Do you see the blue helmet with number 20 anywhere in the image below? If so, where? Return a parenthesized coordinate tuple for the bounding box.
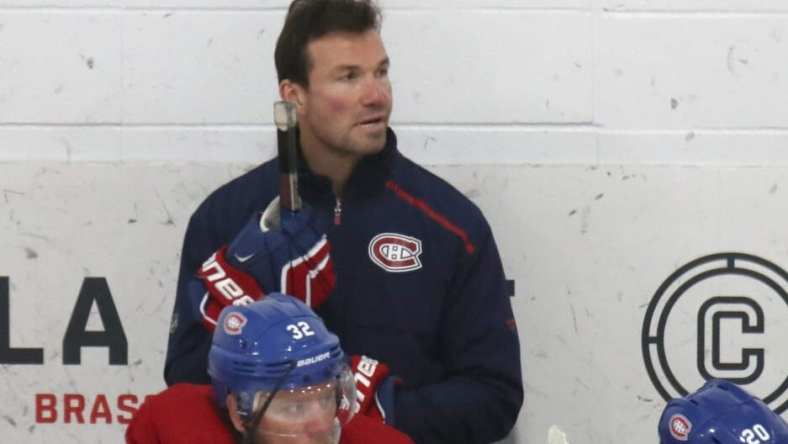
(208, 292, 355, 442)
(658, 379, 788, 444)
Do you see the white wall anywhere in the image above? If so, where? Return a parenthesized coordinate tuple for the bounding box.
(1, 1, 787, 443)
(2, 1, 788, 165)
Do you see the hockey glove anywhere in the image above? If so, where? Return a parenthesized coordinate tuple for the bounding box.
(195, 246, 264, 331)
(196, 197, 335, 330)
(351, 355, 397, 426)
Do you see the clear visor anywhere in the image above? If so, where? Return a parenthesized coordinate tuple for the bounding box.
(250, 364, 355, 444)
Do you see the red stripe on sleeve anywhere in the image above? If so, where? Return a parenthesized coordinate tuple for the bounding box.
(386, 180, 476, 255)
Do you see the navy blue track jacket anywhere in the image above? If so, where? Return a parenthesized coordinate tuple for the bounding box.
(165, 129, 523, 443)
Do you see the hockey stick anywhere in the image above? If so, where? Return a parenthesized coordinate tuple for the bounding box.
(274, 101, 300, 217)
(271, 101, 334, 306)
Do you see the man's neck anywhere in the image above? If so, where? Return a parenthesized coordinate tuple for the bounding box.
(299, 133, 360, 196)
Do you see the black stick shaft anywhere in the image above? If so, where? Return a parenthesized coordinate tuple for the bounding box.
(274, 101, 299, 212)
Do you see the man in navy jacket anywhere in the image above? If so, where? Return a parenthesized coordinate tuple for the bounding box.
(164, 1, 523, 442)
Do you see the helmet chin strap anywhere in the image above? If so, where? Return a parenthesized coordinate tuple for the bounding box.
(241, 361, 298, 444)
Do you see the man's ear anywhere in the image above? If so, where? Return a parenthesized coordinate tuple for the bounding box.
(279, 80, 307, 113)
(226, 394, 246, 433)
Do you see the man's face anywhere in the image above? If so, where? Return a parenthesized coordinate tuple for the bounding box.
(229, 383, 340, 444)
(295, 30, 392, 159)
(255, 386, 338, 444)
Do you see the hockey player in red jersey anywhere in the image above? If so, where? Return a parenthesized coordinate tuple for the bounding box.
(127, 293, 413, 444)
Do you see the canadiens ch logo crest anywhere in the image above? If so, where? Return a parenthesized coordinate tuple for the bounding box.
(669, 414, 691, 441)
(368, 233, 423, 272)
(223, 312, 247, 336)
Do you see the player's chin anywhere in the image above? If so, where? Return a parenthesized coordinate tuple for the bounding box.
(359, 141, 386, 156)
(277, 433, 334, 444)
(351, 130, 388, 154)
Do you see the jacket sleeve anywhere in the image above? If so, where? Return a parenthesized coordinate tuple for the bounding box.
(163, 169, 274, 386)
(393, 225, 523, 444)
(163, 211, 217, 386)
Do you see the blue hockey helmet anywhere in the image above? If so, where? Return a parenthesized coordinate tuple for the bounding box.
(658, 379, 788, 443)
(208, 293, 355, 427)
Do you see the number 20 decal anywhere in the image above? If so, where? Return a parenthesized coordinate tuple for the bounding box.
(740, 424, 771, 444)
(286, 321, 315, 340)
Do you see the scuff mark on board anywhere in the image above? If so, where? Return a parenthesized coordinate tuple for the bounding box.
(24, 248, 38, 260)
(59, 138, 73, 161)
(570, 304, 578, 334)
(726, 45, 748, 77)
(79, 54, 95, 70)
(19, 232, 52, 242)
(3, 189, 25, 203)
(422, 136, 437, 151)
(580, 206, 591, 234)
(154, 191, 175, 226)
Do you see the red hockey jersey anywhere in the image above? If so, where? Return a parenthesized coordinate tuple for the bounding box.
(126, 384, 414, 444)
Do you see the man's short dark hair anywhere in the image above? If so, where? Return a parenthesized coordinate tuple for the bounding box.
(275, 0, 382, 86)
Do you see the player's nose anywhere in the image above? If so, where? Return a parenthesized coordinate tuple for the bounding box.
(360, 76, 390, 108)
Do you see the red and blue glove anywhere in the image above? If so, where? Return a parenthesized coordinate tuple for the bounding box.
(351, 355, 398, 426)
(195, 199, 335, 331)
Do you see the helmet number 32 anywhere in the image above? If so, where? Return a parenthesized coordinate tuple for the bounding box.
(286, 321, 315, 340)
(740, 424, 771, 444)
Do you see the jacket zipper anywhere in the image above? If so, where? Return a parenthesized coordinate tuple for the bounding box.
(333, 197, 343, 225)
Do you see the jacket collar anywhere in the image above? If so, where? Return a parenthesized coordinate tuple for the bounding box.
(297, 128, 398, 202)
